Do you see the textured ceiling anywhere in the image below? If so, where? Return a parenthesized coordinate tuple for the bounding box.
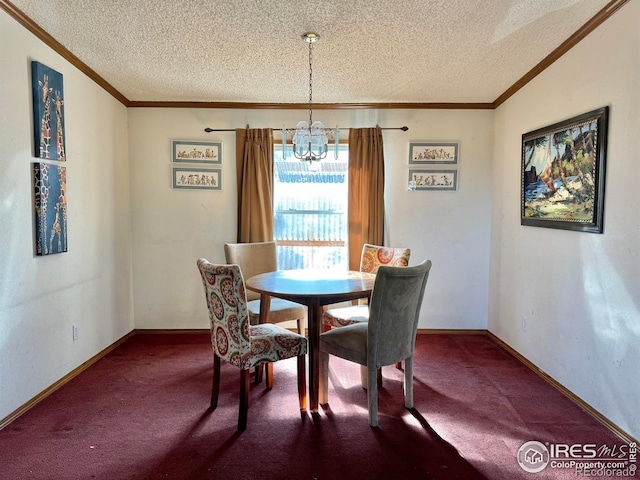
(8, 0, 613, 104)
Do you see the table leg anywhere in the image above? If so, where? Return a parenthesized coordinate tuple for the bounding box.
(307, 299, 322, 412)
(258, 293, 271, 325)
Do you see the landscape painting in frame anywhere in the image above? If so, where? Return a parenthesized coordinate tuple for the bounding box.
(521, 107, 608, 233)
(34, 163, 68, 255)
(408, 169, 457, 191)
(32, 61, 66, 161)
(172, 167, 222, 190)
(173, 141, 222, 164)
(409, 142, 458, 165)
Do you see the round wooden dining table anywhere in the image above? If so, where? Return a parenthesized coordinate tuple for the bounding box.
(245, 269, 375, 412)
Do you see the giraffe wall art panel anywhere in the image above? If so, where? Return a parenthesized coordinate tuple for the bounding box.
(33, 163, 68, 255)
(31, 61, 66, 161)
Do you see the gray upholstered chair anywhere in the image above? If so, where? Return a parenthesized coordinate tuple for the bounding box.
(322, 243, 411, 383)
(319, 260, 432, 427)
(196, 259, 307, 431)
(224, 242, 306, 334)
(322, 244, 411, 329)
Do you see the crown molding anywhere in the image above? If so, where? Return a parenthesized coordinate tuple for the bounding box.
(1, 0, 630, 110)
(0, 0, 130, 106)
(493, 0, 629, 108)
(127, 101, 494, 109)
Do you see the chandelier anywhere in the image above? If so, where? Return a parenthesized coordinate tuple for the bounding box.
(282, 33, 338, 168)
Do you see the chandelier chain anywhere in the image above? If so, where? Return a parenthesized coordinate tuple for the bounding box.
(308, 40, 313, 126)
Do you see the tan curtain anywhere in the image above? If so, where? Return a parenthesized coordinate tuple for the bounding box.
(235, 128, 274, 242)
(348, 127, 385, 270)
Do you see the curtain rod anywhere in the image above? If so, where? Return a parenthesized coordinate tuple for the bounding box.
(203, 126, 408, 133)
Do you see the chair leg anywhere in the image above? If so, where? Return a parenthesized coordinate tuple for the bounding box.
(367, 366, 379, 427)
(238, 368, 250, 431)
(296, 318, 303, 335)
(254, 365, 263, 384)
(319, 350, 329, 405)
(211, 353, 221, 410)
(297, 355, 307, 410)
(266, 363, 274, 390)
(360, 366, 383, 389)
(404, 356, 414, 409)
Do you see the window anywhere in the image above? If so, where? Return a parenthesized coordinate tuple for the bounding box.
(273, 145, 348, 270)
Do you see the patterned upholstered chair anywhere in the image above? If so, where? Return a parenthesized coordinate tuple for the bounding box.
(225, 242, 306, 335)
(197, 258, 307, 431)
(322, 244, 411, 329)
(319, 260, 432, 427)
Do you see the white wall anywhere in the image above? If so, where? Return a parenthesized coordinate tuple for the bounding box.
(490, 2, 640, 438)
(128, 108, 493, 330)
(2, 0, 636, 443)
(0, 11, 134, 421)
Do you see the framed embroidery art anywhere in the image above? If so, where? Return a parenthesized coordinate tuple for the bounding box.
(172, 167, 222, 190)
(408, 169, 457, 191)
(409, 142, 458, 165)
(172, 141, 222, 164)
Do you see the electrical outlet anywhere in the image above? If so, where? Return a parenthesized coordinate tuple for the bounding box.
(521, 316, 529, 332)
(72, 325, 79, 341)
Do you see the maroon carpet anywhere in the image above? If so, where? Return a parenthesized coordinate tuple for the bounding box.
(0, 334, 632, 480)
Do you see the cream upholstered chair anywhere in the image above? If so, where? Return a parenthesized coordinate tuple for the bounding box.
(225, 242, 306, 335)
(322, 244, 410, 329)
(197, 259, 307, 431)
(319, 260, 432, 427)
